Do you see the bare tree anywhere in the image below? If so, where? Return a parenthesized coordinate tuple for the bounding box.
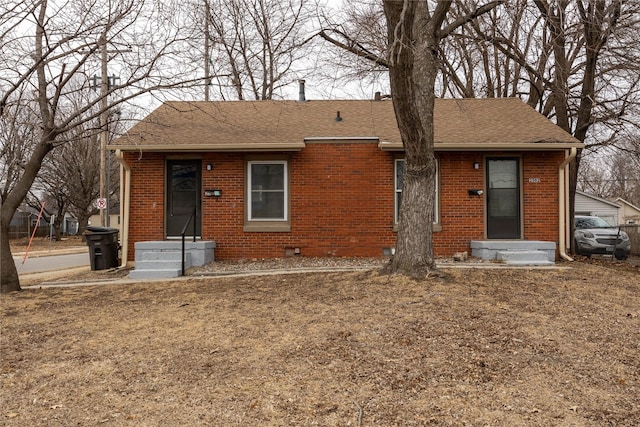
(62, 134, 103, 233)
(436, 1, 549, 101)
(610, 140, 640, 206)
(579, 138, 640, 206)
(315, 0, 390, 96)
(0, 0, 203, 292)
(0, 91, 40, 201)
(201, 0, 319, 100)
(382, 0, 502, 278)
(577, 155, 612, 196)
(464, 0, 640, 246)
(24, 183, 68, 241)
(30, 82, 126, 240)
(29, 126, 120, 239)
(321, 0, 640, 258)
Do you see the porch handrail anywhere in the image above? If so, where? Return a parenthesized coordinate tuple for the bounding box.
(180, 206, 197, 276)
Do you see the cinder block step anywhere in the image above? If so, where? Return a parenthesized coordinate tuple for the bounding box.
(135, 250, 189, 262)
(129, 268, 182, 279)
(496, 250, 555, 266)
(131, 249, 190, 279)
(135, 241, 216, 266)
(471, 240, 556, 263)
(501, 260, 556, 266)
(134, 260, 184, 270)
(130, 240, 216, 279)
(134, 251, 190, 265)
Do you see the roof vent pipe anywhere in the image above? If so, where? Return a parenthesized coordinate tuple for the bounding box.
(298, 79, 306, 102)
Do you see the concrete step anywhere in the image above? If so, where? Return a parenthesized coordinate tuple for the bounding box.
(135, 250, 190, 262)
(471, 240, 556, 262)
(133, 248, 191, 278)
(135, 240, 216, 266)
(503, 260, 556, 266)
(134, 259, 186, 270)
(130, 241, 216, 280)
(129, 268, 182, 279)
(496, 250, 555, 266)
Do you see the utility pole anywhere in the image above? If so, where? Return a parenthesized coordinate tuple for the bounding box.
(99, 32, 109, 227)
(204, 0, 211, 101)
(93, 32, 129, 227)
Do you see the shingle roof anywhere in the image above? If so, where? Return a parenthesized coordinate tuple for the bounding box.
(111, 98, 582, 151)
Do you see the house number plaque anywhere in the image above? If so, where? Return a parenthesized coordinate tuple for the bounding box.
(528, 177, 541, 183)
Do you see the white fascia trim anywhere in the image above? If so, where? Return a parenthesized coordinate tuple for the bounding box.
(379, 142, 585, 151)
(108, 143, 306, 152)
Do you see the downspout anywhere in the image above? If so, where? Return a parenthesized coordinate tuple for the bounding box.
(115, 149, 131, 268)
(558, 147, 577, 261)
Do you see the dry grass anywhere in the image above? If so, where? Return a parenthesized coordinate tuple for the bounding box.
(1, 260, 639, 426)
(10, 236, 87, 253)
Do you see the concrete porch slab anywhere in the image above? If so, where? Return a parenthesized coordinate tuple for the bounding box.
(471, 240, 556, 263)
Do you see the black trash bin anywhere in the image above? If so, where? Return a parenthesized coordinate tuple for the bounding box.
(83, 226, 120, 270)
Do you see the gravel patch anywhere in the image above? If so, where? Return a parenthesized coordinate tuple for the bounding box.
(188, 256, 389, 275)
(187, 255, 494, 276)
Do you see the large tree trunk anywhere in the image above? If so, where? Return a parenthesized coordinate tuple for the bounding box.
(1, 141, 54, 293)
(77, 214, 91, 238)
(384, 1, 450, 278)
(53, 212, 64, 240)
(0, 223, 20, 292)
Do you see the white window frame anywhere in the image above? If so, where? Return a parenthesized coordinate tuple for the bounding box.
(395, 158, 439, 226)
(247, 160, 288, 222)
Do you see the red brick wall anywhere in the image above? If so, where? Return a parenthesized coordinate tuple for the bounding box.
(199, 144, 399, 259)
(434, 152, 563, 256)
(435, 153, 486, 255)
(125, 152, 166, 254)
(521, 151, 563, 241)
(123, 147, 565, 261)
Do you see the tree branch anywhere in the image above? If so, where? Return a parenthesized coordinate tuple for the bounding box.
(318, 28, 389, 68)
(439, 1, 504, 39)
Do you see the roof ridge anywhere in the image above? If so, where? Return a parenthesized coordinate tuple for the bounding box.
(112, 97, 583, 151)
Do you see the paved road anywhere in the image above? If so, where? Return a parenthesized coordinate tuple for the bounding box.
(14, 251, 89, 275)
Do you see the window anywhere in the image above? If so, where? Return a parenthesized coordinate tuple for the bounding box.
(246, 160, 289, 231)
(395, 159, 439, 227)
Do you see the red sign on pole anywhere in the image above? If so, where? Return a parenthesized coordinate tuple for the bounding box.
(96, 198, 107, 210)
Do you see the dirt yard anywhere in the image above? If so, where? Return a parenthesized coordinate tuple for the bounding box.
(9, 235, 87, 252)
(1, 253, 639, 426)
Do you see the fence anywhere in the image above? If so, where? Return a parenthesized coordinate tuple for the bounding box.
(9, 210, 79, 239)
(619, 225, 640, 256)
(9, 223, 50, 240)
(9, 213, 50, 240)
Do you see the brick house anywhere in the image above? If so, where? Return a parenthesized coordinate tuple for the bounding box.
(110, 97, 583, 267)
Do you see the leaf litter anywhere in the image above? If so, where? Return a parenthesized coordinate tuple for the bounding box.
(1, 260, 639, 426)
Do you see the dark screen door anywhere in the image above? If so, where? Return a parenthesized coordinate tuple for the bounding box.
(486, 158, 521, 239)
(166, 160, 201, 237)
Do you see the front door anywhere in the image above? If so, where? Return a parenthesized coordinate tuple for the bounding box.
(166, 160, 201, 237)
(486, 158, 521, 239)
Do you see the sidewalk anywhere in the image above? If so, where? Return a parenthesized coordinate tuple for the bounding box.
(12, 246, 88, 258)
(14, 246, 91, 286)
(20, 255, 573, 290)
